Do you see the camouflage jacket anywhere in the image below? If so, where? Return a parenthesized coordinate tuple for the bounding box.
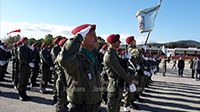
(103, 47, 131, 92)
(57, 34, 101, 104)
(18, 44, 31, 65)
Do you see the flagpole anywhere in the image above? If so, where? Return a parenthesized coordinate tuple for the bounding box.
(159, 0, 163, 4)
(144, 31, 151, 45)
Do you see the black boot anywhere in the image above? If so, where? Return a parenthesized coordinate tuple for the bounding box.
(23, 91, 31, 100)
(18, 90, 27, 101)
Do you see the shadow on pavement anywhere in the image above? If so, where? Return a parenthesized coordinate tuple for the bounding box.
(0, 91, 53, 106)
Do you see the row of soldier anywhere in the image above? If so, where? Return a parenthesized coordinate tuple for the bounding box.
(0, 24, 162, 112)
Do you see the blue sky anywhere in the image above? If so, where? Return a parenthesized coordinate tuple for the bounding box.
(1, 0, 200, 44)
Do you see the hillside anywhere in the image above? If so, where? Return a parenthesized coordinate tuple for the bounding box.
(144, 40, 200, 48)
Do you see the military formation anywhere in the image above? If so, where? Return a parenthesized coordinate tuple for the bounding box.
(1, 24, 188, 112)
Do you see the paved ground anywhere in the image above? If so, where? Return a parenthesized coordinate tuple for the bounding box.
(0, 61, 200, 112)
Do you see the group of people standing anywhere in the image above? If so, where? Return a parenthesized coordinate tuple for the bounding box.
(161, 55, 200, 80)
(1, 24, 165, 112)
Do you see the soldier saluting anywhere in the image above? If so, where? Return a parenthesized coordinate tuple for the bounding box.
(57, 24, 102, 112)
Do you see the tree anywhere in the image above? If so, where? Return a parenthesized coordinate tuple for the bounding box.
(3, 35, 21, 49)
(44, 34, 54, 45)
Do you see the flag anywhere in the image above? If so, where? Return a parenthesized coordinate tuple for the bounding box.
(136, 4, 161, 33)
(162, 45, 167, 54)
(7, 29, 21, 35)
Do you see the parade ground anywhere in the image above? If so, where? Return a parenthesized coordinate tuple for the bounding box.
(0, 61, 200, 112)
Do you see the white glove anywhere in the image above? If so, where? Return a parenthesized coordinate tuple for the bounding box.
(78, 26, 92, 38)
(50, 66, 54, 71)
(29, 62, 35, 68)
(125, 52, 131, 59)
(123, 107, 131, 112)
(136, 65, 140, 70)
(129, 83, 136, 92)
(0, 60, 6, 66)
(144, 71, 149, 76)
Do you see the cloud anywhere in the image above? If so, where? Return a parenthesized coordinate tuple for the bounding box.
(0, 22, 152, 45)
(0, 22, 75, 39)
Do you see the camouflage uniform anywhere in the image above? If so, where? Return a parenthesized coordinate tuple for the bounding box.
(57, 34, 102, 112)
(17, 43, 32, 100)
(30, 46, 40, 86)
(51, 44, 61, 103)
(40, 47, 54, 92)
(103, 47, 132, 112)
(128, 45, 145, 101)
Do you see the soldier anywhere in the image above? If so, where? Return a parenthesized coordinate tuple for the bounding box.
(30, 43, 40, 87)
(126, 36, 145, 103)
(171, 58, 177, 69)
(104, 34, 136, 112)
(57, 24, 102, 112)
(54, 38, 68, 112)
(17, 37, 33, 101)
(161, 56, 168, 76)
(190, 57, 196, 78)
(40, 43, 54, 93)
(12, 43, 17, 82)
(50, 37, 62, 104)
(98, 44, 109, 104)
(3, 43, 12, 75)
(0, 40, 7, 81)
(13, 41, 22, 89)
(194, 56, 200, 80)
(177, 57, 185, 77)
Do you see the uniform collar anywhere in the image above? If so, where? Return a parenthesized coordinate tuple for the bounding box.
(80, 48, 96, 64)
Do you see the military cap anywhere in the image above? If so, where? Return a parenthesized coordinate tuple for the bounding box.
(20, 37, 28, 42)
(52, 37, 61, 45)
(16, 40, 21, 46)
(126, 36, 135, 44)
(58, 38, 68, 46)
(107, 34, 120, 44)
(71, 24, 96, 35)
(41, 43, 46, 49)
(31, 43, 37, 47)
(101, 44, 108, 50)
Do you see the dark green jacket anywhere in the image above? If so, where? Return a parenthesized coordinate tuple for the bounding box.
(40, 48, 53, 67)
(51, 45, 61, 63)
(18, 44, 31, 65)
(103, 47, 131, 92)
(57, 34, 101, 104)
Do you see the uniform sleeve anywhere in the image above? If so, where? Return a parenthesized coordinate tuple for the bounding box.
(104, 52, 131, 84)
(57, 34, 83, 75)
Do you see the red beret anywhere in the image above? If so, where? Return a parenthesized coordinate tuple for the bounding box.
(32, 43, 37, 47)
(58, 38, 68, 46)
(41, 43, 46, 49)
(107, 34, 120, 44)
(52, 37, 61, 45)
(71, 24, 96, 35)
(101, 44, 108, 50)
(126, 36, 135, 44)
(16, 41, 21, 46)
(20, 37, 28, 42)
